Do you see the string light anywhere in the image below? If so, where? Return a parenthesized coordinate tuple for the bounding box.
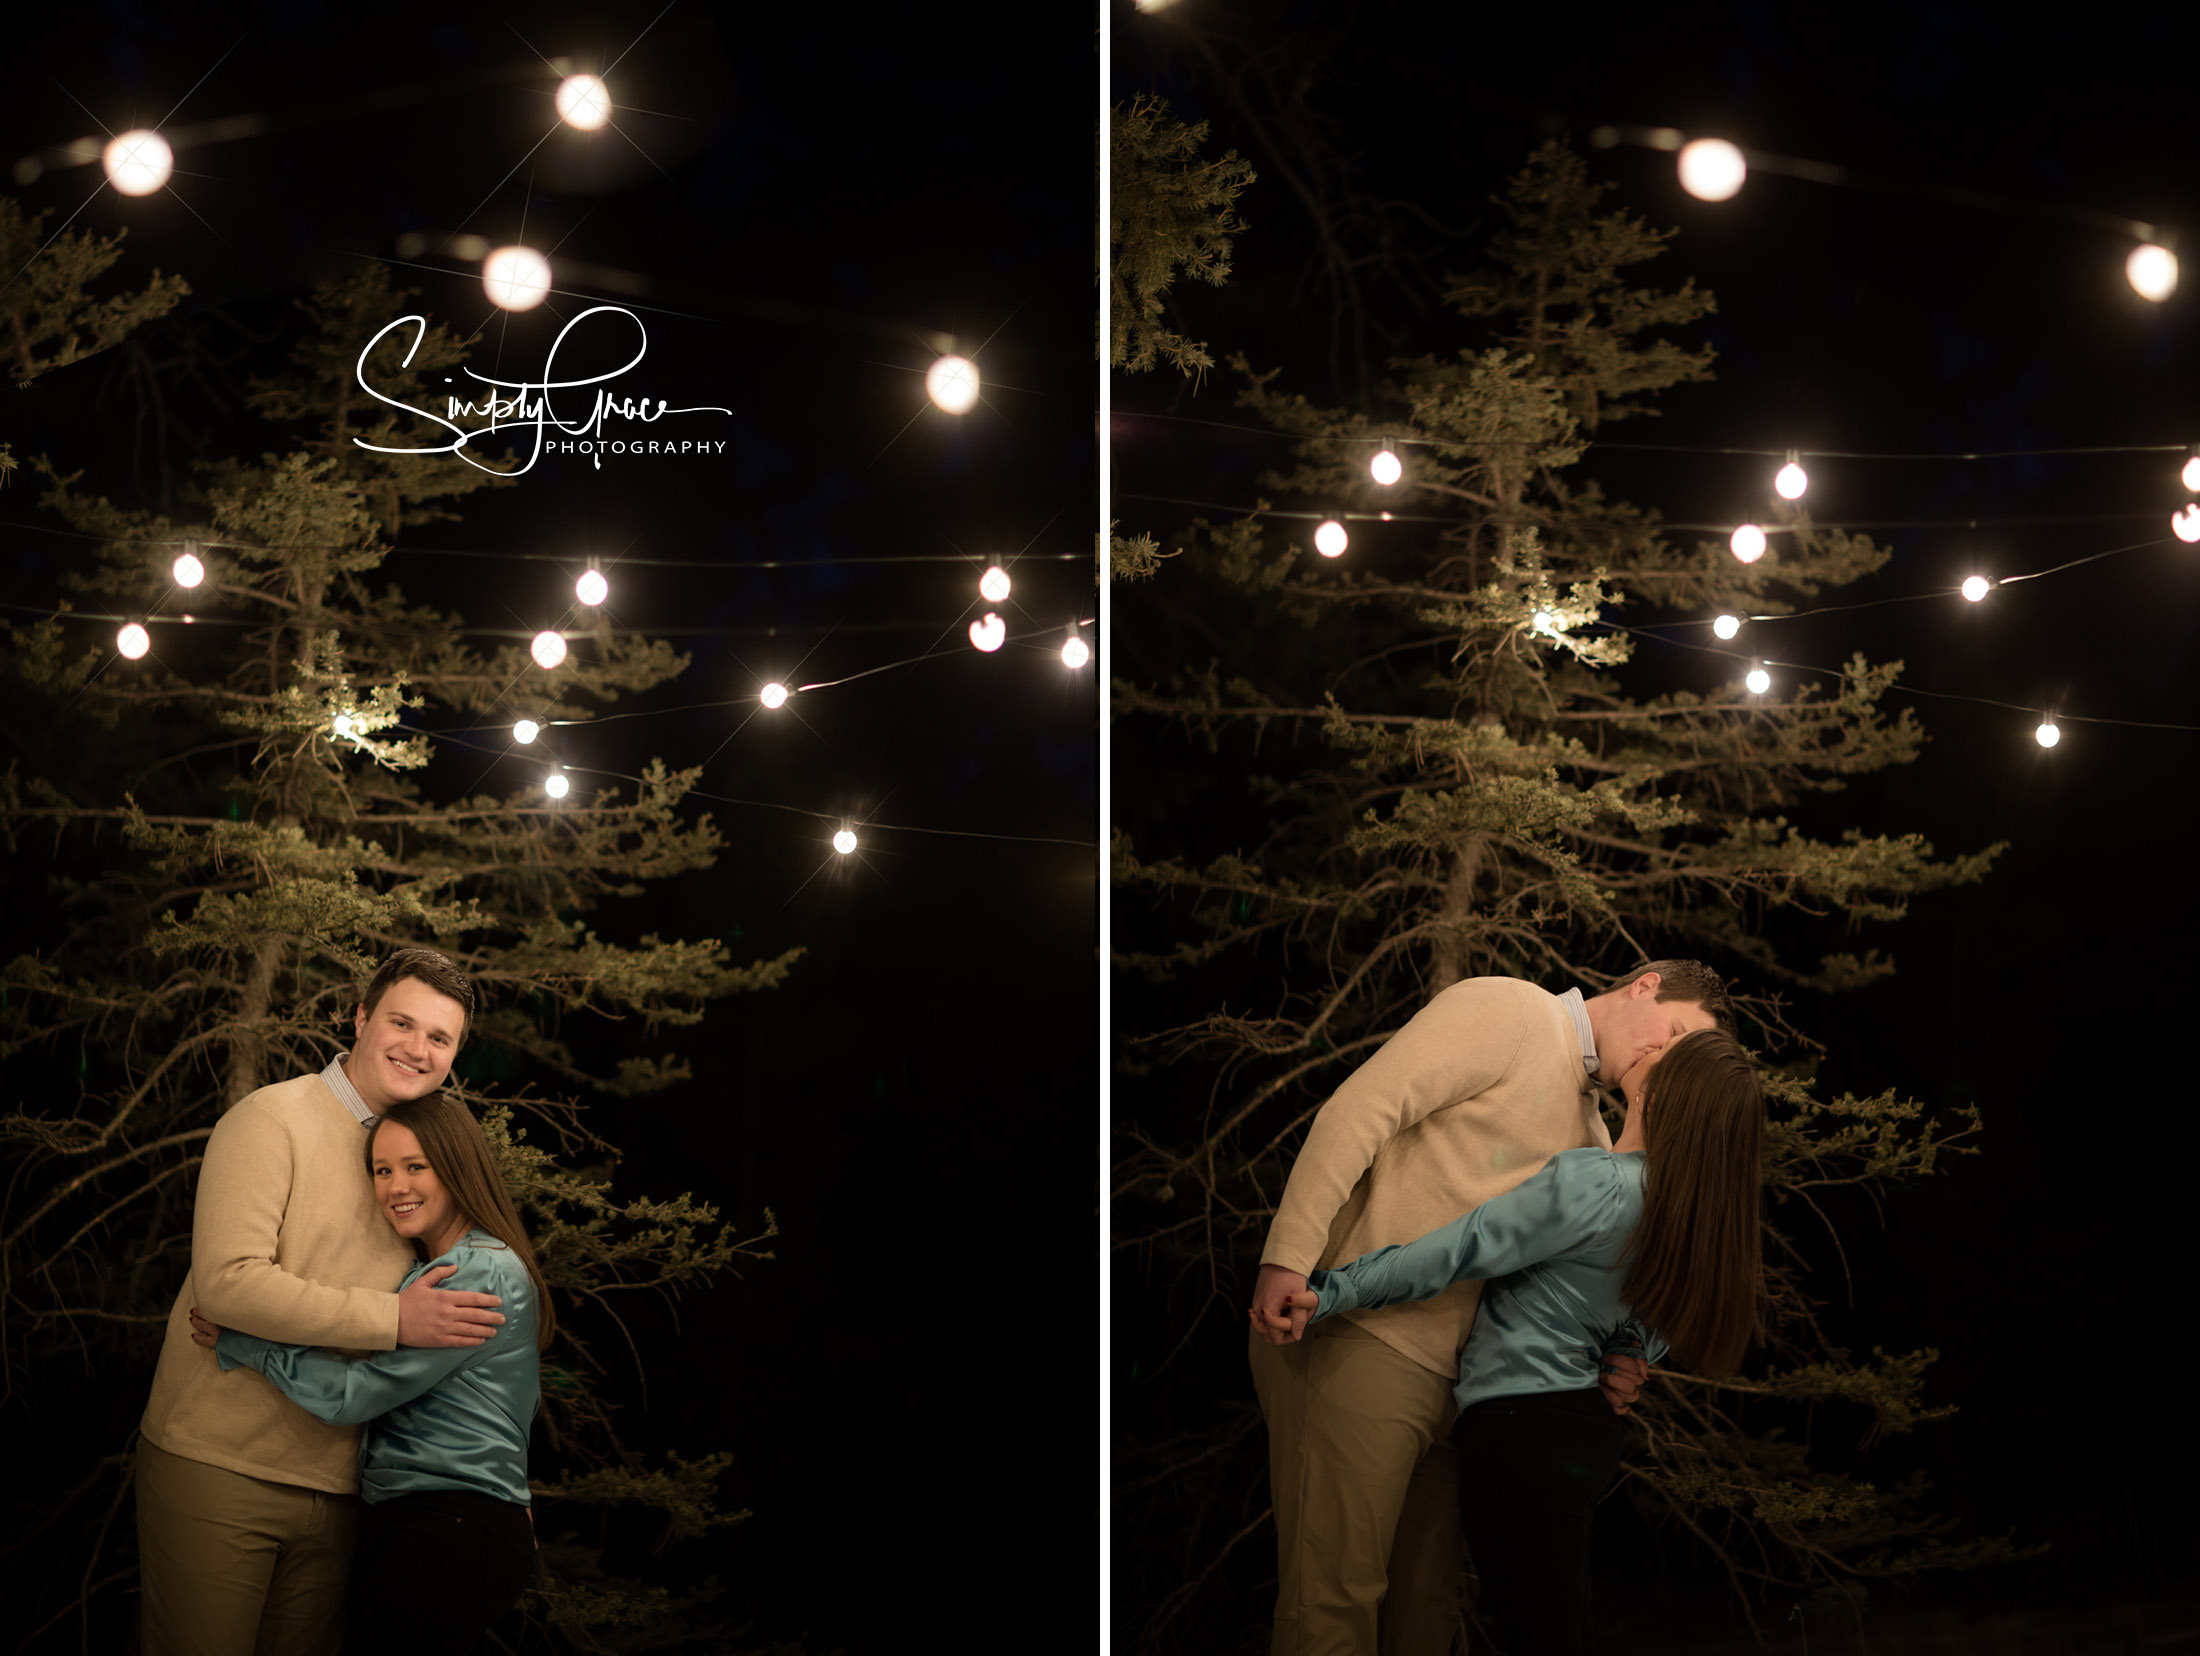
(544, 773, 570, 798)
(172, 550, 205, 588)
(2035, 718, 2062, 749)
(1774, 455, 1809, 500)
(483, 246, 553, 312)
(513, 719, 540, 744)
(969, 613, 1006, 652)
(2127, 245, 2178, 302)
(1531, 610, 1556, 634)
(116, 623, 150, 659)
(1370, 450, 1403, 486)
(1677, 138, 1746, 202)
(555, 74, 612, 131)
(760, 682, 790, 709)
(2174, 505, 2200, 544)
(575, 568, 608, 606)
(530, 631, 568, 669)
(1712, 613, 1743, 640)
(1314, 521, 1349, 558)
(979, 565, 1011, 602)
(1062, 631, 1091, 669)
(102, 131, 173, 196)
(2182, 455, 2200, 492)
(925, 355, 980, 414)
(333, 714, 356, 739)
(1730, 524, 1767, 563)
(1961, 575, 1992, 601)
(1745, 665, 1772, 694)
(832, 828, 858, 855)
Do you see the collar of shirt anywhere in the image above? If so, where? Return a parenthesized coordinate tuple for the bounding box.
(322, 1052, 378, 1128)
(1557, 988, 1600, 1080)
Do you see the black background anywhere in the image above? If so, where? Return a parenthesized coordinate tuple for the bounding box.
(4, 3, 1096, 1650)
(1111, 1, 2199, 1647)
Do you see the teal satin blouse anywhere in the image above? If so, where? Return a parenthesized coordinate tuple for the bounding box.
(217, 1230, 540, 1505)
(1309, 1148, 1665, 1411)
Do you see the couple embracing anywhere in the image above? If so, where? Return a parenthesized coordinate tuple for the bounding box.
(136, 947, 549, 1655)
(1247, 963, 1763, 1656)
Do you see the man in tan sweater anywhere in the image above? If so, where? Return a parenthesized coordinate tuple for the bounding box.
(136, 948, 508, 1656)
(1246, 963, 1733, 1656)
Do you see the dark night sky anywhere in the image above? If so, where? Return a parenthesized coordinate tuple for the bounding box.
(4, 3, 1096, 1651)
(1112, 1, 2199, 1646)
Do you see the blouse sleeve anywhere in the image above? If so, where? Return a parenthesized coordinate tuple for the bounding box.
(1309, 1150, 1625, 1322)
(214, 1246, 520, 1426)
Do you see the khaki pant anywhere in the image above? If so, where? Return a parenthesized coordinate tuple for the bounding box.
(1250, 1319, 1466, 1656)
(135, 1437, 357, 1656)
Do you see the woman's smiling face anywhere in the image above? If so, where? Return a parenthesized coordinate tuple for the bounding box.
(371, 1121, 468, 1257)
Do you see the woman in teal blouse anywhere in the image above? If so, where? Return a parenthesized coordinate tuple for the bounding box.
(191, 1092, 554, 1652)
(1277, 1027, 1765, 1656)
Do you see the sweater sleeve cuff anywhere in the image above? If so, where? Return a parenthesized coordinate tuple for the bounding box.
(1307, 1269, 1357, 1322)
(215, 1329, 273, 1374)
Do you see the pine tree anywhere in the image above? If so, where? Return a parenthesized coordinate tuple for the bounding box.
(2, 221, 805, 1651)
(1111, 143, 2033, 1648)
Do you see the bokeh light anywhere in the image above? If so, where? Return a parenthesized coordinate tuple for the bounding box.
(2127, 244, 2178, 302)
(555, 74, 612, 131)
(2173, 505, 2200, 544)
(1712, 614, 1742, 640)
(1961, 575, 1991, 601)
(1370, 450, 1402, 486)
(969, 613, 1007, 652)
(980, 565, 1011, 602)
(1745, 666, 1771, 694)
(103, 131, 173, 196)
(760, 682, 790, 709)
(1314, 520, 1348, 557)
(530, 631, 568, 669)
(513, 720, 540, 744)
(1677, 139, 1746, 202)
(832, 828, 858, 855)
(172, 551, 205, 588)
(117, 623, 151, 659)
(2035, 719, 2061, 749)
(1774, 461, 1808, 500)
(1730, 524, 1767, 563)
(483, 246, 553, 312)
(926, 355, 980, 413)
(575, 569, 608, 606)
(1062, 633, 1091, 669)
(545, 773, 570, 798)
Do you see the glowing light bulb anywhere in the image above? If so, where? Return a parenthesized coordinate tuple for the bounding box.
(1677, 139, 1746, 202)
(1314, 520, 1348, 558)
(555, 74, 611, 131)
(2034, 719, 2061, 749)
(545, 773, 570, 798)
(575, 569, 608, 606)
(483, 246, 553, 312)
(926, 355, 980, 414)
(513, 719, 540, 744)
(2127, 244, 2178, 302)
(979, 565, 1011, 602)
(1961, 575, 1991, 602)
(1774, 460, 1808, 500)
(1745, 666, 1771, 694)
(103, 131, 173, 196)
(969, 613, 1006, 652)
(333, 714, 356, 739)
(760, 682, 790, 709)
(530, 631, 568, 669)
(1370, 450, 1403, 486)
(2182, 455, 2200, 493)
(2173, 504, 2200, 544)
(1712, 614, 1742, 640)
(1730, 524, 1767, 563)
(1532, 610, 1555, 634)
(117, 623, 150, 659)
(832, 828, 858, 855)
(1062, 633, 1090, 669)
(172, 551, 205, 588)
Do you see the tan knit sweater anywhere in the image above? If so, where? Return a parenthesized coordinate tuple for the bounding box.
(1259, 977, 1610, 1378)
(140, 1073, 413, 1493)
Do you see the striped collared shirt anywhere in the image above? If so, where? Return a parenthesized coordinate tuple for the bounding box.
(321, 1052, 378, 1128)
(1556, 987, 1601, 1080)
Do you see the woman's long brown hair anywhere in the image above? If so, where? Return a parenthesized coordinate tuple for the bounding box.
(367, 1095, 557, 1350)
(1621, 1028, 1764, 1376)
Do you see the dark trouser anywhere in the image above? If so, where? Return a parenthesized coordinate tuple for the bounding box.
(344, 1490, 535, 1653)
(1453, 1389, 1624, 1656)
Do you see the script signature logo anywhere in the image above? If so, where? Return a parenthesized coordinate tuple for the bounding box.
(354, 305, 732, 473)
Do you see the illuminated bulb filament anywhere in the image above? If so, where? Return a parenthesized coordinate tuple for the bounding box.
(483, 246, 553, 312)
(760, 682, 790, 709)
(1370, 450, 1403, 486)
(513, 720, 540, 744)
(173, 552, 205, 588)
(979, 565, 1011, 602)
(530, 631, 568, 669)
(103, 131, 174, 196)
(1314, 520, 1348, 558)
(1774, 461, 1808, 500)
(969, 613, 1007, 653)
(555, 74, 612, 131)
(1730, 524, 1767, 563)
(1961, 575, 1991, 602)
(117, 623, 150, 660)
(926, 355, 980, 414)
(2034, 720, 2061, 749)
(1677, 138, 1746, 202)
(575, 569, 608, 606)
(1062, 633, 1090, 669)
(1712, 614, 1742, 640)
(333, 714, 356, 739)
(2127, 244, 2178, 303)
(2173, 505, 2200, 545)
(544, 773, 570, 799)
(1745, 667, 1771, 694)
(2182, 455, 2200, 493)
(832, 829, 858, 855)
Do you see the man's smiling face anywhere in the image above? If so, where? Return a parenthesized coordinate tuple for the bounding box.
(351, 977, 466, 1112)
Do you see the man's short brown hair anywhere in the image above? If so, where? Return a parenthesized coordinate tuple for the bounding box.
(359, 946, 476, 1047)
(1618, 959, 1734, 1035)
